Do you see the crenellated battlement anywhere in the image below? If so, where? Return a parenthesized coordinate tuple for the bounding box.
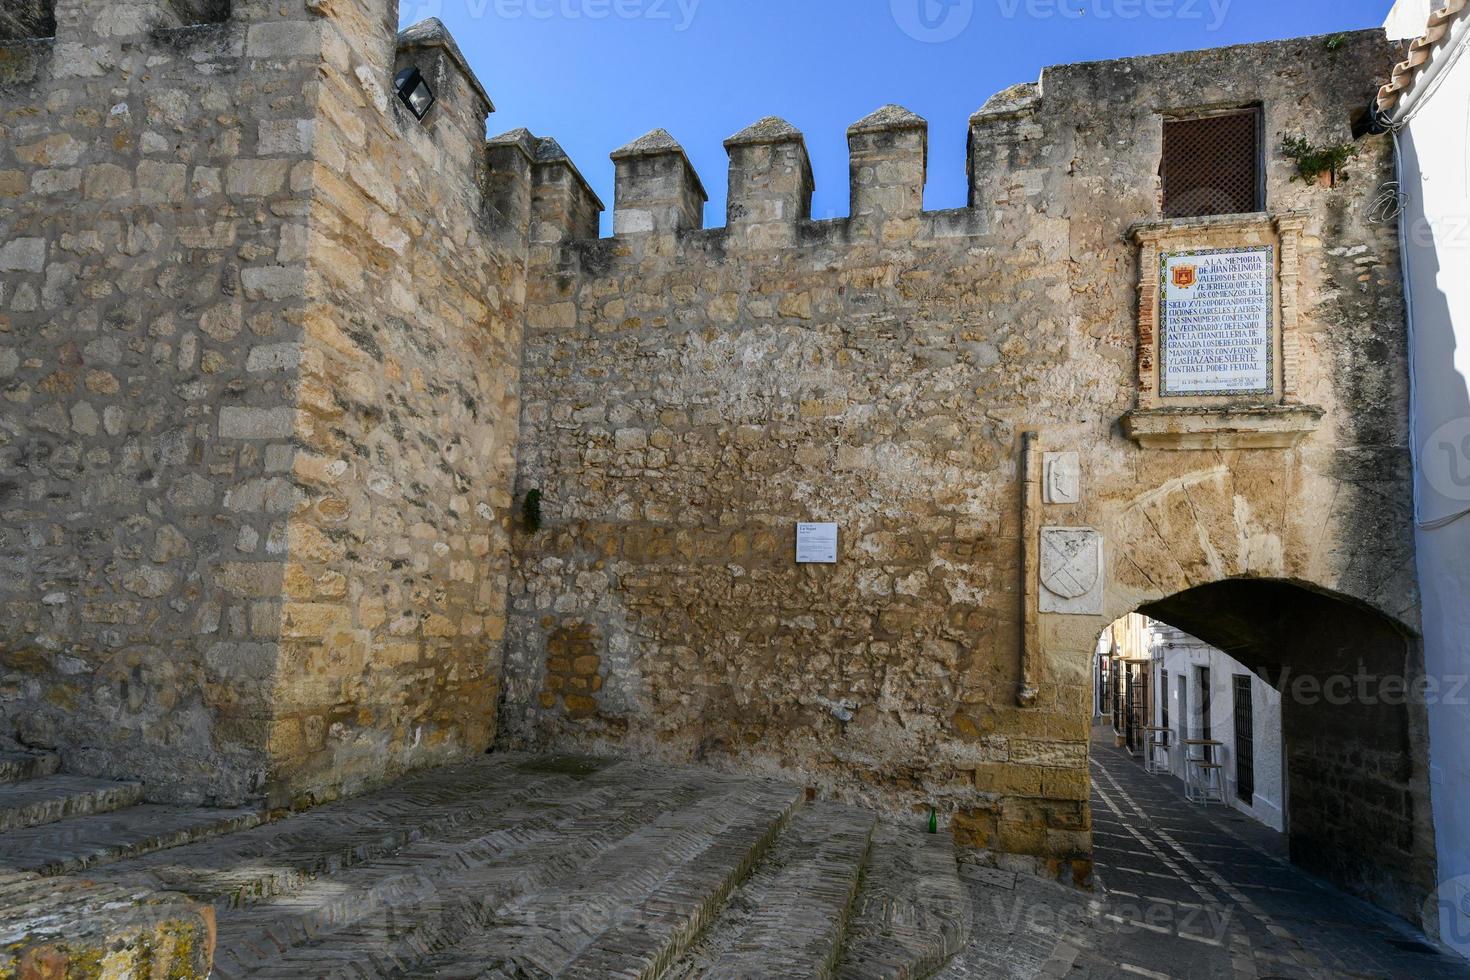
(0, 1, 1030, 258)
(485, 129, 604, 247)
(501, 97, 1038, 253)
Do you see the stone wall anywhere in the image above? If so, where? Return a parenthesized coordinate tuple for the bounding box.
(0, 0, 528, 807)
(504, 30, 1426, 905)
(267, 1, 528, 807)
(0, 0, 325, 805)
(0, 0, 1436, 928)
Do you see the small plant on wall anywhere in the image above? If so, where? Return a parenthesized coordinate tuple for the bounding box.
(521, 489, 543, 534)
(1282, 135, 1360, 186)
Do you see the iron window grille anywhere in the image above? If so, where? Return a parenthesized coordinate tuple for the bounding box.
(1234, 675, 1255, 804)
(1161, 670, 1169, 730)
(1198, 666, 1212, 742)
(1161, 108, 1265, 219)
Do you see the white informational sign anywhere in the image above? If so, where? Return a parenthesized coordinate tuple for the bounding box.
(796, 523, 838, 564)
(1160, 247, 1274, 397)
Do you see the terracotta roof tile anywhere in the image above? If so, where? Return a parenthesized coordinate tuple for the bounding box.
(1378, 0, 1469, 115)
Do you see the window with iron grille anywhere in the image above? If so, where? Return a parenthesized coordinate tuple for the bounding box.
(1161, 109, 1264, 219)
(1128, 668, 1149, 754)
(1234, 675, 1255, 804)
(1160, 670, 1169, 730)
(1178, 675, 1188, 743)
(1197, 666, 1212, 742)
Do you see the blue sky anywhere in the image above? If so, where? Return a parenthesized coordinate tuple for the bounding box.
(399, 0, 1394, 232)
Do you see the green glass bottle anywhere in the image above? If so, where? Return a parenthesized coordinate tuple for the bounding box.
(927, 807, 938, 834)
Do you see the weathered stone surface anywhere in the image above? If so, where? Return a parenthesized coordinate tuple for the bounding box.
(502, 29, 1426, 918)
(668, 804, 876, 979)
(838, 823, 973, 979)
(0, 774, 143, 832)
(0, 0, 1432, 938)
(0, 0, 55, 42)
(0, 0, 525, 813)
(0, 802, 264, 877)
(0, 873, 215, 980)
(21, 750, 978, 980)
(0, 750, 60, 785)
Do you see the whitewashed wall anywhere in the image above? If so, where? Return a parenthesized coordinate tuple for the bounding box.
(1152, 626, 1285, 832)
(1397, 18, 1470, 957)
(1386, 0, 1436, 40)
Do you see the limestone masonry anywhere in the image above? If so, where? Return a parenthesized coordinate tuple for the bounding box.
(0, 0, 1439, 937)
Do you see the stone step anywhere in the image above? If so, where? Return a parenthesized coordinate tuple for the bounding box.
(0, 803, 265, 876)
(0, 749, 60, 784)
(0, 774, 144, 833)
(834, 823, 972, 980)
(243, 779, 803, 979)
(84, 755, 615, 910)
(665, 803, 878, 980)
(212, 765, 713, 979)
(548, 788, 812, 979)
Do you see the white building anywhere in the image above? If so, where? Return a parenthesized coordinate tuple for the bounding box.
(1380, 0, 1470, 957)
(1149, 624, 1285, 833)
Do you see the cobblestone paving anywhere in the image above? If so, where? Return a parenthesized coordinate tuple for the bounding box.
(937, 729, 1470, 980)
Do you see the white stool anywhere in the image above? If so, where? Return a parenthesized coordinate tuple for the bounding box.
(1184, 741, 1225, 804)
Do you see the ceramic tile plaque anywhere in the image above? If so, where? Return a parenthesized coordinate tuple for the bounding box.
(1160, 246, 1273, 397)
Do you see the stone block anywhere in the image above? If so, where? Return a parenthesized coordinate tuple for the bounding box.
(227, 159, 291, 198)
(220, 406, 296, 440)
(0, 238, 45, 272)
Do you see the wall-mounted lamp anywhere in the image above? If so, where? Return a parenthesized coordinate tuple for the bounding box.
(395, 66, 435, 121)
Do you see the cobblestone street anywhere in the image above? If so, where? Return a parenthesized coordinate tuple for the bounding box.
(940, 728, 1470, 980)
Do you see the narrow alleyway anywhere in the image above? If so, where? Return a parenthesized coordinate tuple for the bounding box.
(941, 729, 1470, 979)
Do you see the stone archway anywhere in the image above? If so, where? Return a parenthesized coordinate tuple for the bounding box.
(1111, 578, 1438, 930)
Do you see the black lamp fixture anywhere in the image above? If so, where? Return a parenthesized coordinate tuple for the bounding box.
(395, 66, 435, 121)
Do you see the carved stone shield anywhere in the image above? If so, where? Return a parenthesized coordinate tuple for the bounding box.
(1043, 452, 1081, 505)
(1040, 528, 1101, 601)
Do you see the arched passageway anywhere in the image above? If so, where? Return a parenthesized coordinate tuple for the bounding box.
(1109, 579, 1437, 929)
